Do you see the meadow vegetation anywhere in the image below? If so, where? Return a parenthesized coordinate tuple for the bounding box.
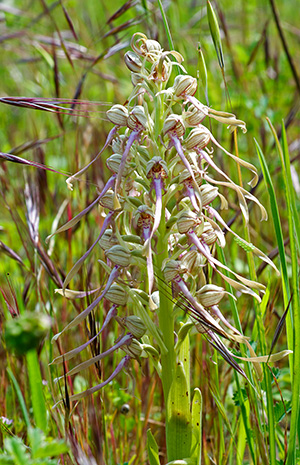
(0, 1, 299, 464)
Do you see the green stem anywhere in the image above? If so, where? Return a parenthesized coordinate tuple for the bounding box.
(155, 205, 175, 459)
(156, 213, 175, 398)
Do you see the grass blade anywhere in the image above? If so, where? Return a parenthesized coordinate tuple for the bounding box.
(156, 0, 174, 50)
(255, 140, 292, 338)
(256, 130, 298, 465)
(6, 368, 31, 429)
(26, 350, 48, 433)
(278, 122, 300, 465)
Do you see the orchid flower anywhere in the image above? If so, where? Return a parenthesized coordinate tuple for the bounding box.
(186, 228, 264, 300)
(206, 205, 279, 273)
(144, 157, 168, 293)
(179, 169, 202, 212)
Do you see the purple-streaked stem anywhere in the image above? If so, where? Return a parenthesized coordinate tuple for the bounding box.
(67, 126, 118, 190)
(169, 133, 200, 194)
(50, 305, 118, 364)
(54, 333, 133, 380)
(46, 174, 116, 243)
(0, 96, 110, 117)
(53, 355, 131, 406)
(62, 210, 115, 292)
(186, 229, 264, 299)
(114, 130, 141, 208)
(0, 151, 67, 176)
(53, 265, 121, 339)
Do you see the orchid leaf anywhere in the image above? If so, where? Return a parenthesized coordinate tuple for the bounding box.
(167, 361, 192, 461)
(147, 429, 160, 465)
(191, 388, 202, 465)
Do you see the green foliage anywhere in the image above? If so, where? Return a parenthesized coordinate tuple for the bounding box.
(0, 428, 68, 465)
(167, 362, 192, 461)
(0, 0, 299, 463)
(147, 429, 160, 465)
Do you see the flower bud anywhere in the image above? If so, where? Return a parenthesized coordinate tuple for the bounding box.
(111, 136, 126, 153)
(196, 284, 225, 307)
(99, 190, 123, 211)
(146, 156, 168, 178)
(105, 245, 131, 267)
(105, 284, 128, 306)
(163, 260, 185, 282)
(143, 39, 162, 54)
(131, 72, 144, 87)
(127, 105, 147, 130)
(199, 184, 218, 206)
(172, 75, 197, 98)
(106, 104, 128, 126)
(179, 169, 201, 186)
(122, 338, 143, 358)
(177, 211, 200, 234)
(123, 315, 146, 338)
(98, 229, 119, 251)
(124, 51, 142, 72)
(182, 249, 206, 273)
(163, 114, 185, 137)
(184, 104, 206, 126)
(201, 222, 218, 245)
(179, 169, 191, 184)
(185, 125, 211, 150)
(106, 153, 131, 176)
(141, 344, 159, 358)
